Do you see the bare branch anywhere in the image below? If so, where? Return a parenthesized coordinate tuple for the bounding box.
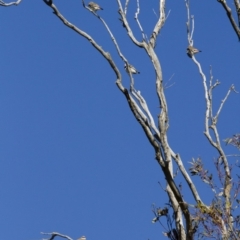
(82, 1, 129, 65)
(43, 0, 165, 178)
(133, 3, 195, 236)
(150, 0, 166, 48)
(124, 90, 164, 158)
(185, 2, 234, 236)
(124, 0, 129, 15)
(0, 0, 22, 6)
(209, 67, 220, 120)
(217, 0, 240, 40)
(43, 0, 123, 87)
(192, 47, 232, 231)
(140, 38, 194, 240)
(41, 232, 73, 240)
(226, 154, 240, 157)
(166, 186, 186, 240)
(214, 84, 235, 123)
(185, 0, 194, 45)
(81, 1, 161, 140)
(117, 0, 144, 47)
(234, 0, 240, 27)
(135, 0, 147, 41)
(131, 89, 160, 136)
(174, 154, 202, 203)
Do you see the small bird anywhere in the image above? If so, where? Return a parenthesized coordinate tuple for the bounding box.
(78, 236, 86, 240)
(124, 63, 140, 74)
(88, 2, 103, 12)
(187, 45, 202, 58)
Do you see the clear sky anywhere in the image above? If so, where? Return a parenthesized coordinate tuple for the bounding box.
(0, 1, 239, 240)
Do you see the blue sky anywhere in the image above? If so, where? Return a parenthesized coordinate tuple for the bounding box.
(0, 1, 239, 240)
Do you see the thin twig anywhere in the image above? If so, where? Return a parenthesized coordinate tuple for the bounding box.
(41, 232, 73, 240)
(164, 73, 175, 89)
(124, 0, 130, 15)
(214, 85, 235, 123)
(165, 10, 171, 21)
(190, 15, 194, 42)
(135, 0, 147, 41)
(152, 8, 158, 19)
(0, 0, 21, 6)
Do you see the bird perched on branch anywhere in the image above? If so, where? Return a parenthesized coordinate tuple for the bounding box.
(187, 45, 202, 58)
(124, 63, 140, 74)
(88, 2, 103, 12)
(78, 236, 86, 240)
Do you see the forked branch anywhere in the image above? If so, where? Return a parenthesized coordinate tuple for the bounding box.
(43, 0, 122, 88)
(150, 0, 166, 48)
(117, 0, 144, 47)
(217, 0, 240, 40)
(134, 0, 147, 41)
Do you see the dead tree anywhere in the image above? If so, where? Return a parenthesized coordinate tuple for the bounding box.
(7, 0, 235, 239)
